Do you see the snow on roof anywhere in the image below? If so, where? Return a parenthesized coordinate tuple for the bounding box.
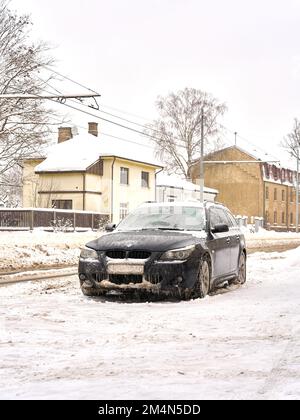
(204, 145, 279, 163)
(35, 133, 163, 172)
(233, 145, 279, 163)
(156, 173, 218, 194)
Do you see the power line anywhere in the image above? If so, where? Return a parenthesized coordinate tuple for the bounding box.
(38, 78, 163, 135)
(43, 67, 151, 122)
(44, 66, 100, 96)
(0, 93, 100, 100)
(33, 69, 281, 162)
(28, 90, 168, 145)
(220, 123, 279, 161)
(58, 117, 152, 148)
(95, 103, 152, 123)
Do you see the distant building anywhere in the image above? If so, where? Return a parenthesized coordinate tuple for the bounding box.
(190, 145, 298, 231)
(22, 123, 163, 223)
(156, 173, 218, 202)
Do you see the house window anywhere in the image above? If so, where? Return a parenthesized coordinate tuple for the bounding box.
(282, 212, 285, 224)
(265, 210, 269, 222)
(290, 212, 294, 225)
(290, 190, 294, 202)
(282, 190, 285, 201)
(265, 186, 269, 200)
(274, 211, 277, 224)
(52, 200, 72, 210)
(141, 171, 149, 188)
(274, 188, 277, 201)
(120, 167, 129, 185)
(119, 202, 129, 220)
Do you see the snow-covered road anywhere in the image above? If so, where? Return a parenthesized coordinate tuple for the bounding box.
(1, 248, 300, 400)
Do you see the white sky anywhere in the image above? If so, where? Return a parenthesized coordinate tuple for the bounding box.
(11, 0, 300, 167)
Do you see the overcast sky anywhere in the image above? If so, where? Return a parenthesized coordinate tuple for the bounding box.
(11, 0, 300, 166)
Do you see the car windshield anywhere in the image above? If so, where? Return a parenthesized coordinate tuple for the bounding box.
(117, 205, 206, 232)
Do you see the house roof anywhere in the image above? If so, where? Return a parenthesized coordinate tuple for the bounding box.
(201, 145, 279, 163)
(156, 173, 218, 194)
(35, 132, 163, 173)
(191, 145, 297, 187)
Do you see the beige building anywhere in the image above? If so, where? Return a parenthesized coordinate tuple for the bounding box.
(190, 145, 299, 231)
(23, 123, 163, 223)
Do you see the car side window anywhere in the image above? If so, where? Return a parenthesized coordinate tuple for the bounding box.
(209, 207, 228, 228)
(225, 210, 238, 227)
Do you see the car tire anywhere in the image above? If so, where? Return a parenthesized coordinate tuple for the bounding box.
(195, 255, 211, 298)
(233, 252, 246, 285)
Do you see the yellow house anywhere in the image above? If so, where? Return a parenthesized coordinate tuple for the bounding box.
(23, 123, 163, 223)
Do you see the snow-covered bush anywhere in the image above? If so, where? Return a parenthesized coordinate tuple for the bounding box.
(50, 218, 73, 233)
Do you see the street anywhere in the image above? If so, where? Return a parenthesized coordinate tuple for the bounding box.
(1, 248, 300, 400)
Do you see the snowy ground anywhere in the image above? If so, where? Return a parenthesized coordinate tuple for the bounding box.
(0, 230, 100, 273)
(1, 228, 300, 273)
(0, 248, 300, 400)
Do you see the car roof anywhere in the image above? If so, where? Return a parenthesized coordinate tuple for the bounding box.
(141, 201, 203, 208)
(140, 201, 235, 216)
(141, 201, 226, 209)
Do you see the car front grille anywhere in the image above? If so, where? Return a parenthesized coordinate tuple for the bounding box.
(106, 250, 126, 259)
(92, 272, 107, 282)
(109, 274, 143, 285)
(146, 274, 162, 285)
(128, 250, 151, 259)
(106, 250, 151, 259)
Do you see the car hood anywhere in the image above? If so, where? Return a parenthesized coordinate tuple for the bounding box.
(86, 230, 206, 252)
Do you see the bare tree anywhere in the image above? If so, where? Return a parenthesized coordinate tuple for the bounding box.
(0, 0, 58, 201)
(0, 165, 22, 207)
(149, 88, 227, 179)
(282, 118, 300, 159)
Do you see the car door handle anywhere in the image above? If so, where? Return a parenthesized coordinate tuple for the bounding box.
(226, 237, 231, 244)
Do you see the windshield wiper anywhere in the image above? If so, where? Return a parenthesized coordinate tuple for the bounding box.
(118, 227, 185, 232)
(156, 227, 184, 231)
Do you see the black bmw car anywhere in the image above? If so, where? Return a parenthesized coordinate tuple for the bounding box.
(78, 201, 246, 299)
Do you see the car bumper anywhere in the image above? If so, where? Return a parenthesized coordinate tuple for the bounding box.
(78, 253, 200, 296)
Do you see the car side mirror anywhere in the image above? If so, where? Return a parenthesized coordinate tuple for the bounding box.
(211, 223, 229, 233)
(105, 223, 116, 232)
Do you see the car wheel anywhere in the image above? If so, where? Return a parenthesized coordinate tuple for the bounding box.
(196, 256, 211, 298)
(235, 252, 246, 285)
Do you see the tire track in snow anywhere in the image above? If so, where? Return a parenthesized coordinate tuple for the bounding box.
(257, 330, 300, 399)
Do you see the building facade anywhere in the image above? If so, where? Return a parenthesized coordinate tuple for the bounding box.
(155, 173, 218, 203)
(22, 123, 162, 224)
(190, 146, 298, 231)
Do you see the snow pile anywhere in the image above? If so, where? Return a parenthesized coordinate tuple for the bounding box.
(0, 230, 101, 273)
(244, 228, 300, 251)
(1, 228, 300, 272)
(0, 248, 300, 400)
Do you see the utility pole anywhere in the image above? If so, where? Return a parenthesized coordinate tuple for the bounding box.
(0, 93, 100, 100)
(199, 107, 204, 204)
(0, 93, 101, 109)
(234, 132, 237, 146)
(296, 147, 299, 233)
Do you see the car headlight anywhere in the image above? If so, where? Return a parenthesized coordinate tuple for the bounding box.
(80, 247, 98, 260)
(160, 245, 195, 261)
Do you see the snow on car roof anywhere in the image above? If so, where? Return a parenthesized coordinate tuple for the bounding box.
(140, 201, 205, 208)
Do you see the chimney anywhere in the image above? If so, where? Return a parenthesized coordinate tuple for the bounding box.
(58, 127, 73, 143)
(88, 122, 98, 137)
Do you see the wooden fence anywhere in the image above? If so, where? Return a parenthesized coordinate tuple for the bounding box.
(0, 208, 110, 231)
